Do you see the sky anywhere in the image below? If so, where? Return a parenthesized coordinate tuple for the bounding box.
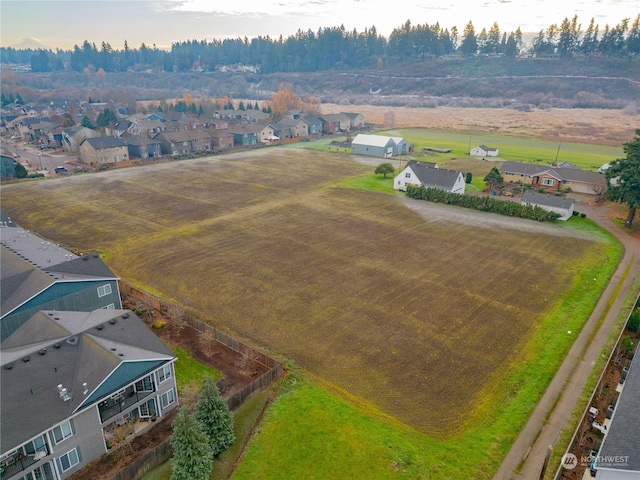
(1, 0, 638, 51)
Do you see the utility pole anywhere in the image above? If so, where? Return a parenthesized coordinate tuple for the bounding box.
(555, 142, 562, 163)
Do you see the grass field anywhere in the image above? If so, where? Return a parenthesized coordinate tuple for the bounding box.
(0, 147, 621, 478)
(386, 128, 623, 170)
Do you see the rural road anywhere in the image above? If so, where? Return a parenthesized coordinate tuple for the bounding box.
(493, 201, 640, 480)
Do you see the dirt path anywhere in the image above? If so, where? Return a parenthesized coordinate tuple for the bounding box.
(493, 202, 640, 480)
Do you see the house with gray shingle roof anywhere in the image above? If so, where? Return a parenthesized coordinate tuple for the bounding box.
(592, 342, 640, 479)
(500, 161, 606, 194)
(521, 191, 574, 220)
(78, 136, 129, 166)
(0, 308, 177, 479)
(470, 145, 499, 157)
(394, 160, 465, 194)
(1, 215, 121, 341)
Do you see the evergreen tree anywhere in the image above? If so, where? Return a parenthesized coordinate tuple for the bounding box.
(15, 93, 24, 104)
(171, 407, 214, 480)
(459, 21, 478, 56)
(254, 101, 259, 110)
(238, 101, 245, 111)
(81, 115, 94, 128)
(484, 167, 504, 191)
(194, 377, 235, 456)
(606, 129, 640, 226)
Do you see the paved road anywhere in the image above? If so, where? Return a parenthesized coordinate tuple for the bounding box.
(494, 201, 640, 480)
(2, 139, 78, 176)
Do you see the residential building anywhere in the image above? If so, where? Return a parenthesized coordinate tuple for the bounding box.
(0, 216, 121, 340)
(302, 115, 323, 136)
(0, 308, 177, 480)
(273, 118, 308, 139)
(79, 137, 129, 166)
(394, 160, 465, 194)
(156, 131, 212, 156)
(500, 161, 607, 194)
(593, 343, 640, 479)
(61, 126, 98, 153)
(521, 191, 574, 221)
(124, 135, 162, 159)
(320, 113, 351, 134)
(210, 131, 234, 150)
(229, 125, 261, 146)
(470, 145, 499, 157)
(341, 112, 365, 129)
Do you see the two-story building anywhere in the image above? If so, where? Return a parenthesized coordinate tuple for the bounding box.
(1, 216, 122, 341)
(156, 131, 212, 156)
(78, 137, 129, 166)
(0, 308, 177, 480)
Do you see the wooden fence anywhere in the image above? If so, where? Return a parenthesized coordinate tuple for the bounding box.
(120, 282, 285, 400)
(108, 440, 172, 480)
(106, 283, 285, 480)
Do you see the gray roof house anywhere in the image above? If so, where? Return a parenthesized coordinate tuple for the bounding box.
(470, 145, 499, 157)
(593, 343, 640, 479)
(0, 309, 177, 480)
(1, 216, 121, 340)
(394, 160, 465, 194)
(500, 161, 606, 194)
(521, 191, 574, 221)
(351, 134, 399, 158)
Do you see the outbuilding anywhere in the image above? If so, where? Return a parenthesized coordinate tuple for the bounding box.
(351, 134, 399, 158)
(520, 191, 574, 221)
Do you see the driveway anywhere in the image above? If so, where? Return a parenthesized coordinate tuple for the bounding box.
(493, 200, 640, 480)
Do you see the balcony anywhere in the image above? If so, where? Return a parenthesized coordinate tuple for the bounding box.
(98, 385, 155, 423)
(0, 445, 49, 479)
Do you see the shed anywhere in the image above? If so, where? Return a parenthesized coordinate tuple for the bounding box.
(351, 134, 397, 158)
(470, 145, 499, 157)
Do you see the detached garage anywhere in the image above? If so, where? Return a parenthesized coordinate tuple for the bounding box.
(521, 191, 574, 221)
(351, 134, 403, 158)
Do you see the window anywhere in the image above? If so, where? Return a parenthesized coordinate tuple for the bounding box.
(405, 173, 411, 178)
(101, 303, 115, 310)
(542, 178, 555, 186)
(160, 388, 176, 409)
(158, 364, 172, 383)
(52, 420, 74, 444)
(97, 284, 112, 297)
(59, 447, 81, 472)
(135, 375, 154, 392)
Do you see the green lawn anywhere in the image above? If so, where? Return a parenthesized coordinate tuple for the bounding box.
(169, 345, 221, 393)
(141, 390, 271, 480)
(384, 128, 623, 170)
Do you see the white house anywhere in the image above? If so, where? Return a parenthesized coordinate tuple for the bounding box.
(521, 191, 574, 221)
(394, 160, 465, 194)
(470, 145, 499, 157)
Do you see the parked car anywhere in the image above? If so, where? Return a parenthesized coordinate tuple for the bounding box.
(54, 166, 68, 173)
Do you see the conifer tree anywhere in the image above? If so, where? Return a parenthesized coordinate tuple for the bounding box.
(194, 376, 235, 456)
(171, 407, 213, 480)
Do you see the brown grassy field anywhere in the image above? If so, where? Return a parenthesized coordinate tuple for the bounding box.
(0, 149, 607, 434)
(321, 104, 638, 147)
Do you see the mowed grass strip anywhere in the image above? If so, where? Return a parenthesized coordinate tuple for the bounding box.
(1, 149, 608, 435)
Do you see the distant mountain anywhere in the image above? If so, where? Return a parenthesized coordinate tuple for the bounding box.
(9, 38, 51, 50)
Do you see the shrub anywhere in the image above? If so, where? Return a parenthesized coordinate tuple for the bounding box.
(580, 213, 587, 218)
(628, 310, 640, 333)
(572, 211, 579, 216)
(152, 319, 167, 329)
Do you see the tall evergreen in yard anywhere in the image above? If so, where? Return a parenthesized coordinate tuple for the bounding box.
(194, 376, 235, 456)
(171, 407, 213, 480)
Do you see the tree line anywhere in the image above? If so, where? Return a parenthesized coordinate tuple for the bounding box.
(0, 15, 638, 74)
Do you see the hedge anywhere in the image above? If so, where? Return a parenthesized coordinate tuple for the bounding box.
(405, 185, 561, 222)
